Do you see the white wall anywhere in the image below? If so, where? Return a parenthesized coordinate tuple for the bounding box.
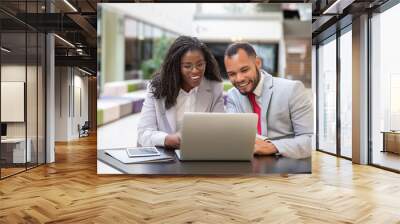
(103, 3, 195, 35)
(76, 75, 89, 125)
(72, 74, 89, 138)
(1, 65, 26, 139)
(55, 67, 69, 141)
(55, 67, 89, 141)
(193, 18, 283, 42)
(1, 82, 24, 122)
(193, 14, 284, 74)
(1, 65, 26, 81)
(1, 65, 37, 138)
(103, 3, 285, 42)
(101, 7, 125, 84)
(1, 64, 46, 164)
(1, 66, 25, 124)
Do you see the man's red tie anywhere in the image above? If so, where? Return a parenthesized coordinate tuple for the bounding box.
(248, 92, 261, 134)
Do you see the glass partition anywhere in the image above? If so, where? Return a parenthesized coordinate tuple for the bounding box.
(1, 30, 28, 177)
(0, 1, 46, 179)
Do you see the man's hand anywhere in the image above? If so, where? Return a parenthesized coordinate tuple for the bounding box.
(254, 138, 278, 155)
(164, 133, 181, 149)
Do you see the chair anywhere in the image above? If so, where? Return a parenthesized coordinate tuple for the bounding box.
(79, 121, 90, 138)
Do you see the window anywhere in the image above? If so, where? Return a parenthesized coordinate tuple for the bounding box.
(370, 3, 400, 171)
(339, 28, 352, 158)
(317, 36, 337, 154)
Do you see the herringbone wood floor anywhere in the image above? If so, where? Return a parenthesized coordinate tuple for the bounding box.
(1, 134, 400, 224)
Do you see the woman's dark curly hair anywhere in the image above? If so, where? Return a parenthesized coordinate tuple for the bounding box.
(150, 36, 222, 110)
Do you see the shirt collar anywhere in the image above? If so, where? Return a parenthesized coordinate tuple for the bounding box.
(252, 71, 264, 97)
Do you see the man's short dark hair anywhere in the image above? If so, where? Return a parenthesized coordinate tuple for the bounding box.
(224, 42, 257, 58)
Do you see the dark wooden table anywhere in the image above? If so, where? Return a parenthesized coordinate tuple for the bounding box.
(97, 147, 311, 175)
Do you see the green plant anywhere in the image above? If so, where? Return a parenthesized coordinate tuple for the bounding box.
(223, 82, 233, 91)
(127, 83, 138, 92)
(97, 109, 104, 126)
(140, 59, 160, 80)
(140, 36, 173, 80)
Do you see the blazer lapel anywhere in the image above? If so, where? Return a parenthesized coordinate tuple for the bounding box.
(195, 79, 212, 112)
(261, 72, 273, 133)
(243, 95, 254, 113)
(165, 107, 176, 132)
(159, 98, 176, 133)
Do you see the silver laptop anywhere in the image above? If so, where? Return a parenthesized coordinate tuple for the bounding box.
(175, 113, 257, 161)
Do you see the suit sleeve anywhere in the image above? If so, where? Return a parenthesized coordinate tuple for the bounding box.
(137, 86, 168, 147)
(210, 82, 225, 113)
(270, 81, 314, 159)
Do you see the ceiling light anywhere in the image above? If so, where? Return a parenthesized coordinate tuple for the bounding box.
(1, 47, 11, 53)
(322, 0, 354, 15)
(78, 67, 93, 76)
(323, 0, 341, 14)
(54, 34, 75, 48)
(63, 0, 78, 12)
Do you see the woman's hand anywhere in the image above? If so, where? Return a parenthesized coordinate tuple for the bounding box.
(164, 133, 181, 149)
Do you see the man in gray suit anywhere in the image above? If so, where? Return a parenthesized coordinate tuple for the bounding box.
(224, 43, 313, 159)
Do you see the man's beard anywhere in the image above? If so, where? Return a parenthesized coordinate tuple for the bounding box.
(238, 67, 261, 96)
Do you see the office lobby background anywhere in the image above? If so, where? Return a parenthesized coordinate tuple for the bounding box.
(1, 1, 400, 223)
(96, 3, 313, 171)
(0, 0, 398, 176)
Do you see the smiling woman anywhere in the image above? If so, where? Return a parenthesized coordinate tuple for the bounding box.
(137, 36, 224, 149)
